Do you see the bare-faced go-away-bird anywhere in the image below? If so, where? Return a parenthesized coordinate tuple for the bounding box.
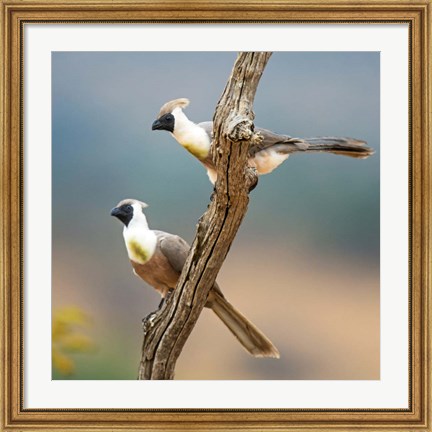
(111, 198, 279, 358)
(151, 98, 374, 184)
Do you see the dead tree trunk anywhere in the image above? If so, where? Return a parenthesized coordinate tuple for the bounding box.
(138, 52, 272, 380)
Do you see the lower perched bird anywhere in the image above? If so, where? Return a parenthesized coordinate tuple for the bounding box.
(152, 98, 374, 184)
(111, 198, 279, 358)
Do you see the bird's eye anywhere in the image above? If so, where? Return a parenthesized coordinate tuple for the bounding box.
(125, 205, 132, 213)
(165, 114, 173, 121)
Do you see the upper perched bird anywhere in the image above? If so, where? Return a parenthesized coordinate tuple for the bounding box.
(152, 98, 374, 184)
(111, 198, 279, 358)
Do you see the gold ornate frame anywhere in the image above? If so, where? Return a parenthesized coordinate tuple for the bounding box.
(1, 1, 430, 431)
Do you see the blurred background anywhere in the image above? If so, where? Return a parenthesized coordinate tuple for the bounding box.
(52, 51, 380, 380)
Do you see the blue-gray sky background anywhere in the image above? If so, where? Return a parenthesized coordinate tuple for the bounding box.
(52, 52, 380, 380)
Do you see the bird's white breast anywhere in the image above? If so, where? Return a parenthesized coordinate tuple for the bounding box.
(172, 108, 211, 160)
(174, 127, 210, 160)
(123, 228, 157, 265)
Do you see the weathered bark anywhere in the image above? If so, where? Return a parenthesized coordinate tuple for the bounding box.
(138, 52, 272, 380)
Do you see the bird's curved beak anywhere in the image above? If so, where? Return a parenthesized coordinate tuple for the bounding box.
(151, 119, 163, 131)
(110, 207, 122, 218)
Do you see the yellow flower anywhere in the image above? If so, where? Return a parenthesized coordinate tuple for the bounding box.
(52, 306, 96, 376)
(52, 347, 75, 375)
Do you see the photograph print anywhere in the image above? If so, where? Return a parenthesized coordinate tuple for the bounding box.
(52, 51, 379, 380)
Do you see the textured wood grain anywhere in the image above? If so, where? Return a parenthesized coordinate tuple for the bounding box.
(138, 52, 270, 380)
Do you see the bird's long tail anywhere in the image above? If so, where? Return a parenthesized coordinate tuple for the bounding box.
(207, 287, 279, 358)
(300, 137, 374, 159)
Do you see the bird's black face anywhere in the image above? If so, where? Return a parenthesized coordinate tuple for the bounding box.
(110, 204, 134, 227)
(152, 113, 175, 133)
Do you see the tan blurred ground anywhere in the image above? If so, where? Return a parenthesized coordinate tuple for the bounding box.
(53, 239, 379, 380)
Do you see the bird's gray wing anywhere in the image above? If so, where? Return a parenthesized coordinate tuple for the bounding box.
(251, 127, 307, 155)
(197, 121, 214, 139)
(197, 121, 305, 156)
(155, 231, 190, 273)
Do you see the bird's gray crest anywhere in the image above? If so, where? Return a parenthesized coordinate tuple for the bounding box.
(116, 198, 149, 209)
(158, 98, 190, 117)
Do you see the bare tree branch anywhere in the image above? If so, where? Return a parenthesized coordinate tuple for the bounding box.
(138, 52, 272, 380)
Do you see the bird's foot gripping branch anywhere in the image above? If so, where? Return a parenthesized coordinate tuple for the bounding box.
(137, 52, 273, 380)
